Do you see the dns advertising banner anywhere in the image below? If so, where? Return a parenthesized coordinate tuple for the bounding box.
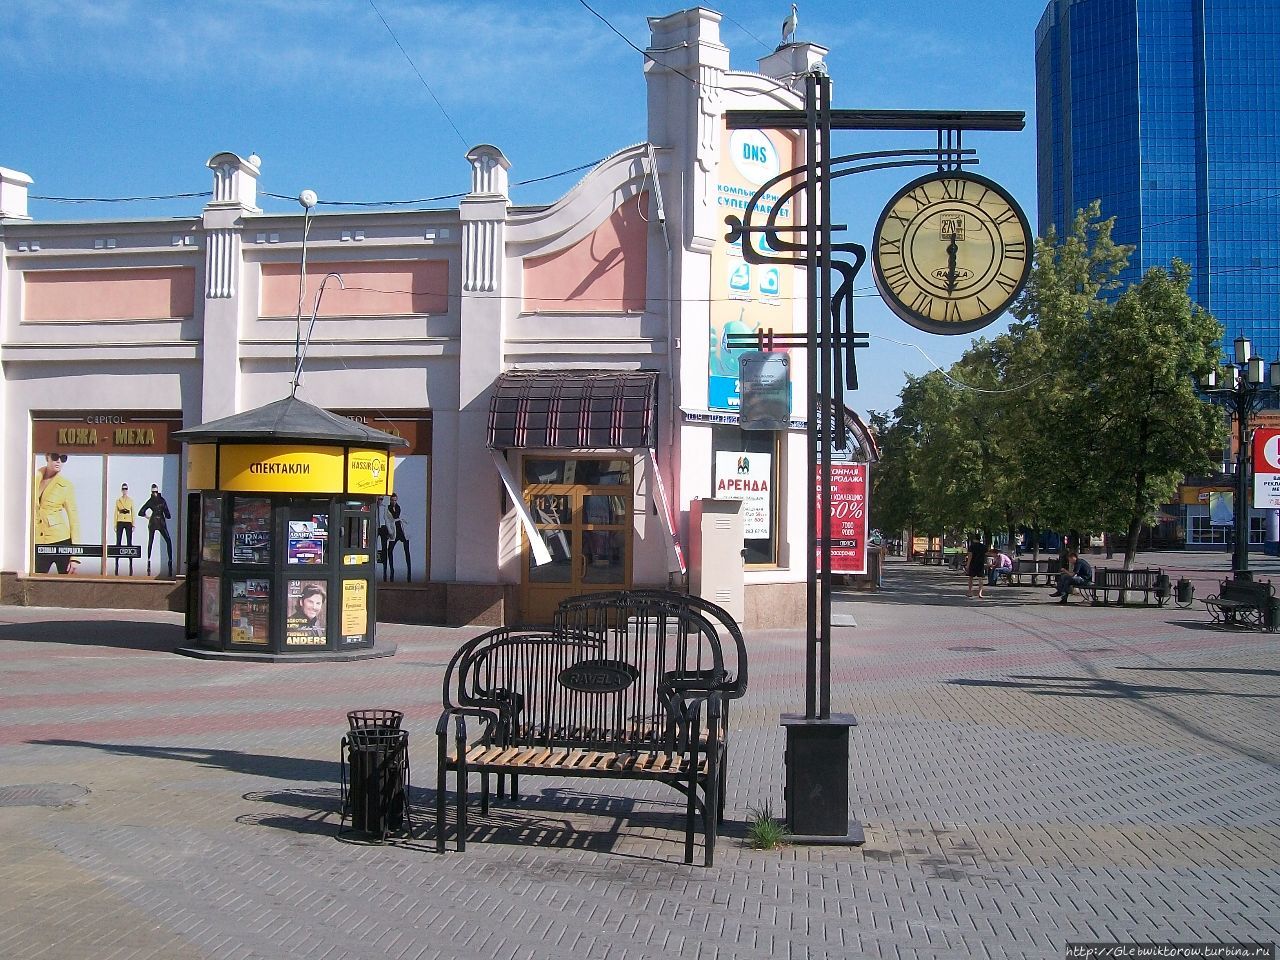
(816, 462, 869, 575)
(1252, 427, 1280, 508)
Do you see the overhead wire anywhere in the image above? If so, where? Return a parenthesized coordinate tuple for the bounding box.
(366, 0, 469, 149)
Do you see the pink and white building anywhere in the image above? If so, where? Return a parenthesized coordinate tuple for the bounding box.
(0, 9, 873, 626)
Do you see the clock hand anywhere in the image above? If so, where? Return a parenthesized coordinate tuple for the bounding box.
(946, 237, 958, 294)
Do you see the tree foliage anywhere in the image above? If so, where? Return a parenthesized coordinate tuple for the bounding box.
(870, 202, 1224, 565)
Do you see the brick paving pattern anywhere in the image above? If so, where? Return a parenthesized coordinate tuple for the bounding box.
(1, 551, 1277, 959)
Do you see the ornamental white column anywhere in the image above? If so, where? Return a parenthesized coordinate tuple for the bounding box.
(199, 152, 260, 420)
(456, 145, 511, 582)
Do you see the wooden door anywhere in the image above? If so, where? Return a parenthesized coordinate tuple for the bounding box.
(520, 456, 632, 625)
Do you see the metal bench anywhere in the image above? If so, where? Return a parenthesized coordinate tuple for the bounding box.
(1088, 567, 1169, 606)
(1012, 558, 1057, 585)
(436, 592, 745, 866)
(1202, 578, 1275, 629)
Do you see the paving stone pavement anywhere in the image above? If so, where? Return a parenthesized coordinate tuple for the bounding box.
(1, 552, 1277, 959)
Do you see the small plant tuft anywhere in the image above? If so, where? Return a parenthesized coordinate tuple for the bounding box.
(746, 803, 789, 850)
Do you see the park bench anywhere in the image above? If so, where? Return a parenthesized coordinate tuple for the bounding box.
(919, 549, 944, 565)
(1201, 577, 1276, 629)
(1012, 557, 1057, 585)
(1088, 567, 1169, 606)
(435, 590, 746, 866)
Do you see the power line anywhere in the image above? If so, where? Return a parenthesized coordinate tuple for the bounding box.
(366, 0, 469, 150)
(30, 191, 212, 203)
(574, 0, 792, 100)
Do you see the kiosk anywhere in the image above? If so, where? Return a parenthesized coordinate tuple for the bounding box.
(174, 396, 407, 661)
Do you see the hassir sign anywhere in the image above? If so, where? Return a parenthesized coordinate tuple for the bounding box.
(816, 462, 868, 575)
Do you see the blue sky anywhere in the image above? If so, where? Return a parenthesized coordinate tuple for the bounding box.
(2, 0, 1045, 415)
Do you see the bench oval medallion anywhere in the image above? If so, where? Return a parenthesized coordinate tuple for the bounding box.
(557, 659, 639, 694)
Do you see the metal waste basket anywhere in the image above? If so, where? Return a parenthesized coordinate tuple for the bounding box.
(347, 709, 403, 732)
(341, 726, 410, 841)
(1266, 597, 1280, 633)
(1175, 578, 1195, 608)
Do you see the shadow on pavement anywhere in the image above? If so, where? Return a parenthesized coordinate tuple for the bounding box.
(241, 781, 739, 866)
(29, 739, 338, 781)
(0, 620, 182, 652)
(1114, 665, 1280, 679)
(946, 674, 1280, 700)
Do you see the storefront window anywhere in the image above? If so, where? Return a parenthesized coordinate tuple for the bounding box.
(30, 413, 183, 578)
(711, 425, 780, 566)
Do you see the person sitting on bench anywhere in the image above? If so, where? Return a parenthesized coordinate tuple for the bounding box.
(987, 547, 1013, 586)
(1052, 552, 1093, 604)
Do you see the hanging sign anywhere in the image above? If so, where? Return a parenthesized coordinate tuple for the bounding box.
(1252, 427, 1280, 508)
(816, 462, 868, 575)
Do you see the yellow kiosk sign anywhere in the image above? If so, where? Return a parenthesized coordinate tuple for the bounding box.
(346, 449, 391, 496)
(218, 445, 345, 494)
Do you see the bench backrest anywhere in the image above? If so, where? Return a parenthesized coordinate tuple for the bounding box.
(1094, 567, 1159, 589)
(1220, 579, 1274, 604)
(557, 589, 748, 700)
(444, 600, 728, 753)
(1013, 558, 1054, 574)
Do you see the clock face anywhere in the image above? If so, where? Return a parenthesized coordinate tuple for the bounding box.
(872, 171, 1032, 335)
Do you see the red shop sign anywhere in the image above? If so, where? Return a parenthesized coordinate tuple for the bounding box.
(815, 462, 868, 575)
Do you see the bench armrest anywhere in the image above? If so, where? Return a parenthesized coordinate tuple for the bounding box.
(436, 706, 498, 742)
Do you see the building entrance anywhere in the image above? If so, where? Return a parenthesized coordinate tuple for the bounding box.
(519, 456, 632, 624)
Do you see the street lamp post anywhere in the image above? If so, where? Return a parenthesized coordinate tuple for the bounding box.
(1198, 335, 1280, 579)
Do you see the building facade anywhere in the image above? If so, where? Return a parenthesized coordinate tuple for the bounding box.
(0, 10, 874, 627)
(1035, 0, 1280, 547)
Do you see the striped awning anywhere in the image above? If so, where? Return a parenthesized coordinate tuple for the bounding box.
(487, 371, 659, 449)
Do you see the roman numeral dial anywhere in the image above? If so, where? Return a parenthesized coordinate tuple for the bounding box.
(871, 171, 1033, 336)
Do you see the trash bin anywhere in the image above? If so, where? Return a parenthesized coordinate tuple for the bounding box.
(1155, 573, 1171, 606)
(347, 709, 403, 732)
(341, 726, 410, 841)
(1265, 597, 1280, 633)
(1176, 578, 1194, 608)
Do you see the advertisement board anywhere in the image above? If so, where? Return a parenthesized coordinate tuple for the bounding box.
(1252, 427, 1280, 508)
(816, 463, 869, 575)
(31, 413, 182, 578)
(708, 125, 797, 412)
(713, 451, 772, 539)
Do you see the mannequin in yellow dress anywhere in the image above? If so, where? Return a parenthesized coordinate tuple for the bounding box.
(114, 483, 136, 575)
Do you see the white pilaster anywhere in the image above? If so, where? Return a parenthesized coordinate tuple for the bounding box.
(456, 145, 511, 582)
(199, 152, 261, 421)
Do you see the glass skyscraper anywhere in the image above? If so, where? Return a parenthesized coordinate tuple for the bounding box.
(1035, 0, 1280, 359)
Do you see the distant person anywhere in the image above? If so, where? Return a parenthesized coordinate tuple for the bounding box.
(987, 547, 1013, 586)
(139, 483, 173, 578)
(1052, 552, 1094, 604)
(965, 535, 988, 599)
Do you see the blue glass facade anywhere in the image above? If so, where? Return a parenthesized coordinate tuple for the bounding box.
(1036, 0, 1280, 359)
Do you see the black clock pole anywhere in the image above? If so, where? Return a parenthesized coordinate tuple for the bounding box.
(724, 77, 1026, 843)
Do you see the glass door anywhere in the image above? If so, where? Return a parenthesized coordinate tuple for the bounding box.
(520, 457, 632, 624)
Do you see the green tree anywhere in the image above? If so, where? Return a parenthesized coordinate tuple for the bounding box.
(1014, 203, 1222, 568)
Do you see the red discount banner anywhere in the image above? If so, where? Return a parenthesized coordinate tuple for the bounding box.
(816, 462, 868, 575)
